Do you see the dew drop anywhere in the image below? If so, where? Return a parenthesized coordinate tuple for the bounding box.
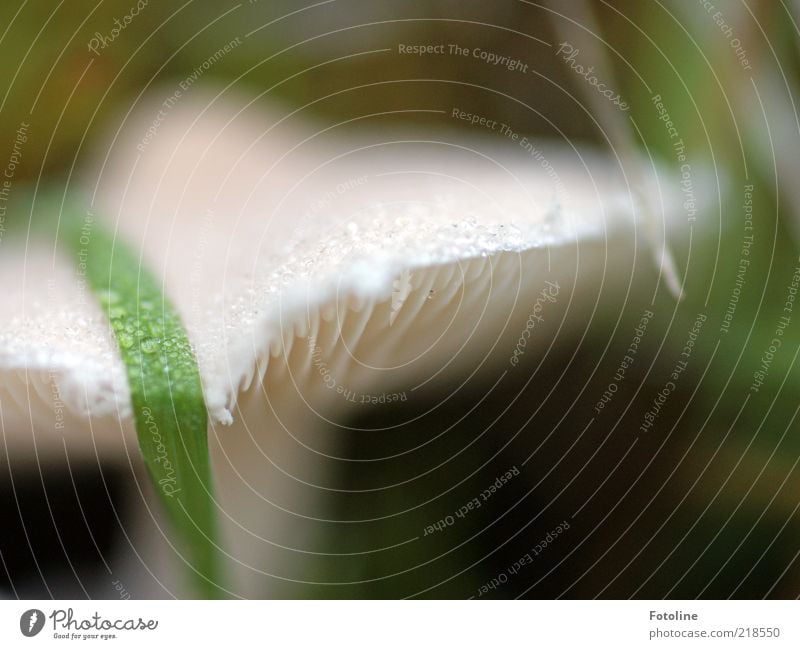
(118, 332, 135, 349)
(140, 338, 159, 354)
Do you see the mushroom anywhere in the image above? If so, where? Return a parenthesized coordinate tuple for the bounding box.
(0, 92, 690, 597)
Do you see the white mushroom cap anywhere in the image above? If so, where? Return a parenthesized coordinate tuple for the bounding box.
(0, 93, 695, 596)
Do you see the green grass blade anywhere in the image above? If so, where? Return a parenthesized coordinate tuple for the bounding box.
(59, 204, 223, 598)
